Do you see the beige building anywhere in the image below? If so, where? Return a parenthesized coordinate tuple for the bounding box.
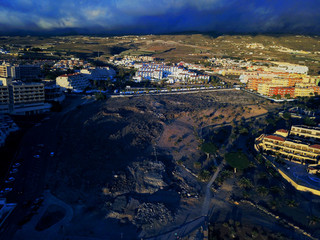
(0, 62, 13, 78)
(294, 87, 315, 97)
(290, 125, 320, 140)
(257, 83, 282, 96)
(257, 125, 320, 165)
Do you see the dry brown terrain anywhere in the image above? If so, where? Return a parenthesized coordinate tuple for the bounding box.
(43, 90, 277, 238)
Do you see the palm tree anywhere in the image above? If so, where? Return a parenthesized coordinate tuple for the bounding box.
(308, 215, 320, 225)
(286, 199, 299, 208)
(238, 177, 253, 189)
(257, 186, 269, 197)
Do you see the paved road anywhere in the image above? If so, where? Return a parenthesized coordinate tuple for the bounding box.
(111, 88, 235, 98)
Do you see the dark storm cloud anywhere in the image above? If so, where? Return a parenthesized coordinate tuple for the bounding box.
(0, 0, 319, 35)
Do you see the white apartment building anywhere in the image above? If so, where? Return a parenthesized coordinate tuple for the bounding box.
(80, 67, 116, 81)
(270, 62, 308, 74)
(56, 73, 90, 91)
(134, 63, 210, 83)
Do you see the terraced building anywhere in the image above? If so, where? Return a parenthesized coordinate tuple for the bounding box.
(256, 126, 320, 166)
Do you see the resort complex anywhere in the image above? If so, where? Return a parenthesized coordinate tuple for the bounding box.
(256, 125, 320, 168)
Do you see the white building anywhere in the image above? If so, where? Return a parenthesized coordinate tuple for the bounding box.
(56, 73, 90, 91)
(80, 67, 116, 81)
(134, 63, 210, 83)
(271, 62, 308, 74)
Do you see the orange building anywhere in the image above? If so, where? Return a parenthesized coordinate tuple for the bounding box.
(288, 77, 304, 87)
(269, 86, 295, 98)
(312, 86, 320, 95)
(247, 78, 271, 91)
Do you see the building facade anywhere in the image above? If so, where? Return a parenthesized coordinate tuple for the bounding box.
(0, 62, 41, 81)
(56, 73, 90, 91)
(269, 86, 295, 98)
(256, 125, 320, 166)
(0, 79, 50, 115)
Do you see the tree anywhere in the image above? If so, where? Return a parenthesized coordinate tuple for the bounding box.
(239, 127, 248, 135)
(308, 215, 320, 226)
(193, 162, 201, 169)
(201, 142, 218, 160)
(282, 112, 291, 120)
(286, 199, 299, 208)
(303, 117, 316, 126)
(95, 92, 106, 100)
(199, 170, 211, 181)
(238, 177, 253, 189)
(257, 186, 269, 197)
(225, 152, 249, 173)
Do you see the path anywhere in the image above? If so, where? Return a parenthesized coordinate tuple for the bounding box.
(201, 160, 225, 216)
(145, 159, 225, 240)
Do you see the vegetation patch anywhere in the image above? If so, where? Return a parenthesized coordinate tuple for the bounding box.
(225, 152, 249, 170)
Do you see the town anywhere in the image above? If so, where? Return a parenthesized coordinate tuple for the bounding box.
(0, 34, 320, 240)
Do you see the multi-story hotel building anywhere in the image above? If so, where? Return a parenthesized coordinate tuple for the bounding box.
(0, 78, 51, 115)
(0, 62, 15, 78)
(0, 62, 41, 81)
(257, 125, 320, 166)
(56, 73, 90, 91)
(290, 125, 320, 140)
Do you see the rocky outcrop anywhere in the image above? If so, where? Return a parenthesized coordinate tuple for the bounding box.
(128, 160, 168, 194)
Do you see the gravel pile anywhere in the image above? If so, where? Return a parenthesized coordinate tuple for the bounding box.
(133, 202, 174, 227)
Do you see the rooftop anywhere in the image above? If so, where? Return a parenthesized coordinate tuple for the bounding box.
(310, 144, 320, 150)
(265, 135, 285, 142)
(292, 125, 320, 131)
(277, 129, 288, 133)
(59, 73, 81, 77)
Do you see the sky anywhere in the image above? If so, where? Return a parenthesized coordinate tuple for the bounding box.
(0, 0, 320, 35)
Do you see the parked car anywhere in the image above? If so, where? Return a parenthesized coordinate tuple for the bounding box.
(5, 177, 15, 183)
(33, 155, 40, 159)
(33, 196, 44, 205)
(0, 188, 13, 196)
(13, 163, 21, 168)
(10, 168, 18, 174)
(50, 152, 55, 157)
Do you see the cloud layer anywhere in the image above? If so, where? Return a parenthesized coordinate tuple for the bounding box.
(0, 0, 319, 35)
